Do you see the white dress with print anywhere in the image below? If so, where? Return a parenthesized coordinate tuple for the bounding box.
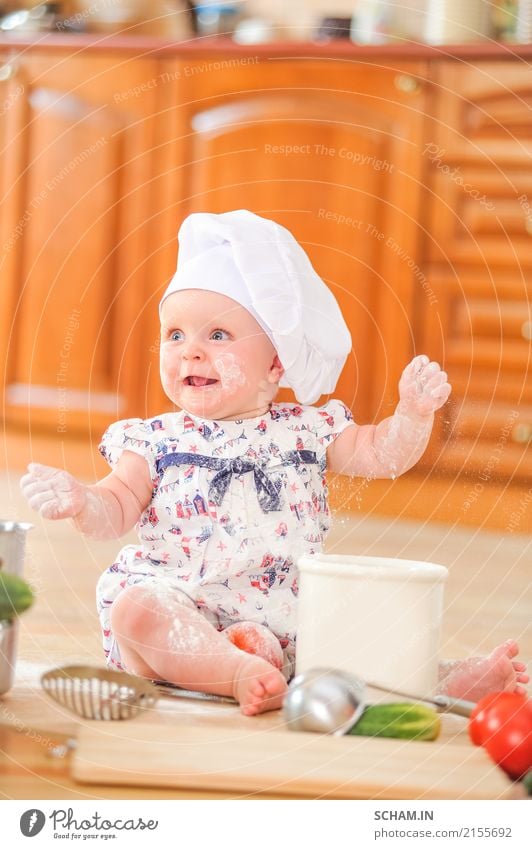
(96, 400, 353, 672)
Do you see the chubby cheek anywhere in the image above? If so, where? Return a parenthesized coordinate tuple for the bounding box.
(159, 352, 180, 398)
(214, 353, 247, 395)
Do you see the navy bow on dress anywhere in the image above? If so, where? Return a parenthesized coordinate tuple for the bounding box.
(156, 450, 317, 513)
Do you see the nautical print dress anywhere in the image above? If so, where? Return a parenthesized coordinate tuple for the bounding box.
(96, 400, 354, 674)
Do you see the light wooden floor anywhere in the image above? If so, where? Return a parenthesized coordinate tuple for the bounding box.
(0, 461, 531, 798)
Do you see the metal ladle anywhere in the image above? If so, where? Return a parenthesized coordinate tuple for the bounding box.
(283, 668, 475, 735)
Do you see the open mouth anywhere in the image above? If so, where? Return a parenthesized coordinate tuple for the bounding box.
(183, 376, 218, 387)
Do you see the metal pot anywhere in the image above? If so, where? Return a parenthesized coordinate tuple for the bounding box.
(0, 521, 33, 577)
(0, 620, 18, 696)
(0, 520, 32, 696)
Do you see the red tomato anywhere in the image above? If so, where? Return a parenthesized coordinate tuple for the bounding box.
(224, 623, 283, 670)
(469, 692, 506, 746)
(469, 691, 532, 780)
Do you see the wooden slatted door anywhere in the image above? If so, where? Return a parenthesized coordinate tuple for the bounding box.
(418, 62, 532, 484)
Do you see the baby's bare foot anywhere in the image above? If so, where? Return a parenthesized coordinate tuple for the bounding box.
(223, 621, 284, 670)
(438, 639, 529, 701)
(232, 655, 288, 716)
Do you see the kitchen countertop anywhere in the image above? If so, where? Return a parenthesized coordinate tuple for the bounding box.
(0, 667, 525, 799)
(2, 658, 309, 799)
(1, 33, 532, 61)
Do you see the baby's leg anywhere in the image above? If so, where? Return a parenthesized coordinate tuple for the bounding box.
(437, 639, 529, 701)
(109, 584, 287, 716)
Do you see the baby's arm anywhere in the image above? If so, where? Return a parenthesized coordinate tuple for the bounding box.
(327, 355, 451, 478)
(20, 452, 152, 540)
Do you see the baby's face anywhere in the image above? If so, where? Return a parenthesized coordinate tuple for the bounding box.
(159, 290, 283, 420)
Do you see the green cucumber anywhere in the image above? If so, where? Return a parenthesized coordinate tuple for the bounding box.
(0, 572, 34, 621)
(347, 702, 441, 741)
(522, 771, 532, 797)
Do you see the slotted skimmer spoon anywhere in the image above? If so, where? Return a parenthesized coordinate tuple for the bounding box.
(41, 665, 235, 721)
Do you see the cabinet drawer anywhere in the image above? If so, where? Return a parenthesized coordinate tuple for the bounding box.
(426, 166, 532, 265)
(445, 338, 530, 373)
(449, 370, 532, 406)
(425, 62, 532, 266)
(430, 62, 532, 164)
(421, 272, 532, 378)
(456, 299, 532, 340)
(444, 399, 532, 481)
(455, 401, 530, 442)
(441, 437, 531, 481)
(417, 269, 532, 480)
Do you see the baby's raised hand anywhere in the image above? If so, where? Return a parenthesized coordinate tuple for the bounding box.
(398, 354, 451, 417)
(20, 463, 87, 520)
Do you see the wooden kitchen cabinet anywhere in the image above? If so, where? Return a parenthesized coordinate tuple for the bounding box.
(0, 49, 158, 435)
(146, 57, 429, 421)
(1, 48, 429, 435)
(1, 39, 531, 529)
(418, 61, 532, 484)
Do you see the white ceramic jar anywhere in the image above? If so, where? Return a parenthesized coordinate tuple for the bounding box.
(296, 554, 448, 696)
(424, 0, 492, 43)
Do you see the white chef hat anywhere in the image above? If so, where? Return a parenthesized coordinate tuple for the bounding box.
(159, 210, 352, 405)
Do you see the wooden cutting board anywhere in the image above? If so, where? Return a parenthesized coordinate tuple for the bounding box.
(72, 721, 512, 799)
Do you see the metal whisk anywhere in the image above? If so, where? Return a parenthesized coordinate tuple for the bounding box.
(41, 664, 236, 721)
(41, 665, 159, 720)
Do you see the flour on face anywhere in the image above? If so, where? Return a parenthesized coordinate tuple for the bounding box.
(214, 353, 246, 394)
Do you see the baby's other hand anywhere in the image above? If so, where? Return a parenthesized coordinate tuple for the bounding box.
(20, 463, 87, 520)
(398, 354, 451, 417)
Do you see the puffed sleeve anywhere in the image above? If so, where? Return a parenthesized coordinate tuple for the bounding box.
(312, 399, 355, 459)
(99, 418, 158, 479)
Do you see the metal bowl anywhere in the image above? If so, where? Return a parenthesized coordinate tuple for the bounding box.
(283, 667, 366, 735)
(0, 620, 18, 696)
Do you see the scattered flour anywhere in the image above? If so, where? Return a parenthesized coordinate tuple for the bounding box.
(167, 617, 204, 653)
(214, 353, 246, 394)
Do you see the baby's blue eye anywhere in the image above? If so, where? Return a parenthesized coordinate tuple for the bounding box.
(211, 329, 230, 341)
(170, 330, 184, 341)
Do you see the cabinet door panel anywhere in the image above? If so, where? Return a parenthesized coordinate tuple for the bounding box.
(2, 53, 158, 433)
(149, 59, 428, 422)
(189, 94, 395, 420)
(14, 88, 119, 390)
(431, 62, 532, 164)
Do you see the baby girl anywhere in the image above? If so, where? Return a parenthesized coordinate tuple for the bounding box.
(20, 210, 528, 716)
